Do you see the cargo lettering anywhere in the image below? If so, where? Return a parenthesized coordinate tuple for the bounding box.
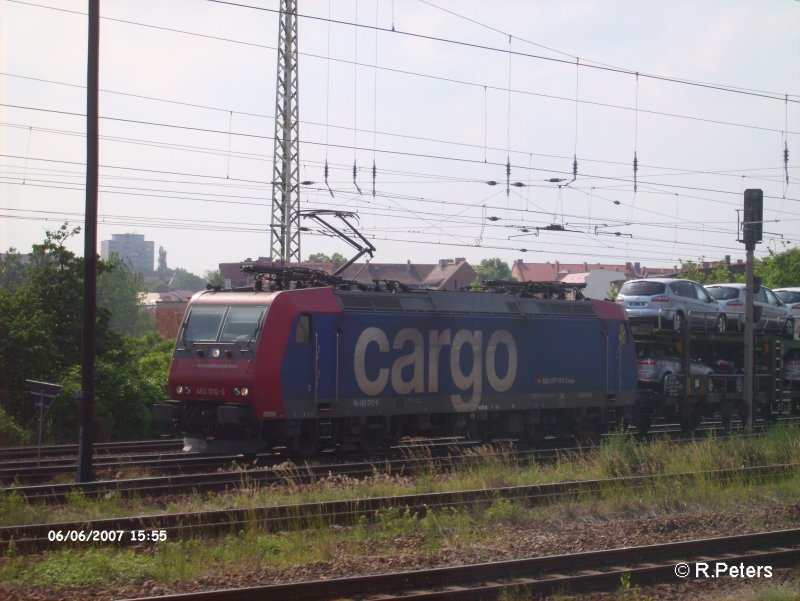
(353, 327, 517, 412)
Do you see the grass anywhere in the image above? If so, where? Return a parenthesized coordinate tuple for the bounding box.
(1, 481, 798, 590)
(1, 425, 799, 591)
(1, 426, 798, 531)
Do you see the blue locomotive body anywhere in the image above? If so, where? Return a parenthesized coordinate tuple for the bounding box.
(275, 289, 636, 451)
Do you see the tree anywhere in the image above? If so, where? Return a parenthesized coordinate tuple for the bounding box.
(475, 258, 512, 281)
(97, 256, 154, 337)
(203, 269, 225, 287)
(678, 258, 742, 285)
(157, 246, 168, 274)
(307, 252, 347, 263)
(0, 224, 170, 442)
(167, 268, 205, 291)
(0, 248, 28, 288)
(755, 246, 800, 288)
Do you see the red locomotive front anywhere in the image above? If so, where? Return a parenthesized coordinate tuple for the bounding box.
(154, 287, 342, 453)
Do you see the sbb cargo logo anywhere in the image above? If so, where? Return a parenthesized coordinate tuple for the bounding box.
(353, 327, 517, 412)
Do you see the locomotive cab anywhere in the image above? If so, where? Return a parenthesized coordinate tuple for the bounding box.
(153, 291, 272, 453)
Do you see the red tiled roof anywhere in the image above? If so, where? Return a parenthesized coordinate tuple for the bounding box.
(218, 259, 477, 290)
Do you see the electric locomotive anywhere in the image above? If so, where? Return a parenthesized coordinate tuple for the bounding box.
(153, 268, 638, 455)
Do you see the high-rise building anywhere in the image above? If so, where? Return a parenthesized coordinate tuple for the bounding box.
(100, 233, 154, 274)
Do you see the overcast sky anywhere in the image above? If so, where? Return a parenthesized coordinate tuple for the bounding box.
(2, 0, 799, 276)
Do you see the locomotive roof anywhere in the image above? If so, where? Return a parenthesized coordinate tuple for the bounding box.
(188, 287, 625, 320)
(335, 288, 602, 318)
(188, 289, 278, 305)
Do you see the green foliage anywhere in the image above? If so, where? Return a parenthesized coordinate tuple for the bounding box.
(375, 507, 420, 539)
(1, 548, 159, 587)
(678, 258, 742, 284)
(203, 269, 224, 287)
(679, 246, 799, 288)
(483, 498, 529, 525)
(168, 267, 206, 290)
(755, 245, 800, 288)
(97, 256, 153, 337)
(54, 337, 170, 441)
(0, 404, 31, 446)
(475, 257, 512, 281)
(0, 225, 172, 443)
(157, 245, 169, 275)
(307, 252, 347, 263)
(0, 248, 28, 288)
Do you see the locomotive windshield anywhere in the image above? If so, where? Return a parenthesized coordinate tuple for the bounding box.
(183, 305, 266, 343)
(220, 306, 267, 342)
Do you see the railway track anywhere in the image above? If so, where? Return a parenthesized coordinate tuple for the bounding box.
(0, 451, 274, 485)
(1, 444, 577, 504)
(2, 463, 795, 555)
(0, 437, 480, 484)
(115, 528, 800, 601)
(0, 439, 182, 462)
(2, 424, 792, 503)
(1, 418, 789, 486)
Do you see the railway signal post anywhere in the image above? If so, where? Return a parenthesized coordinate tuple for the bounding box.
(742, 189, 763, 432)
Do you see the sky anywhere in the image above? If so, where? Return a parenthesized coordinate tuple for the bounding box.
(1, 0, 799, 276)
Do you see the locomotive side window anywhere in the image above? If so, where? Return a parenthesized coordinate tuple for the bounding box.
(184, 306, 227, 342)
(295, 315, 311, 343)
(220, 306, 267, 343)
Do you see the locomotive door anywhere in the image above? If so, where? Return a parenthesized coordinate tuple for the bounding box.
(603, 322, 623, 399)
(313, 316, 337, 407)
(292, 314, 318, 404)
(292, 314, 336, 410)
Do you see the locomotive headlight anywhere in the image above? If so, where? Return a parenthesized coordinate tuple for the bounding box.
(212, 348, 221, 358)
(240, 387, 249, 397)
(176, 385, 184, 394)
(233, 387, 240, 396)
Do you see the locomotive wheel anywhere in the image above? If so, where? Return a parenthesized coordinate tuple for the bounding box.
(576, 423, 603, 444)
(635, 414, 652, 438)
(291, 434, 321, 460)
(679, 406, 700, 434)
(721, 403, 734, 434)
(358, 429, 388, 455)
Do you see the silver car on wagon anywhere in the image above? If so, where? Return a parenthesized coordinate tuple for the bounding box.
(616, 278, 727, 333)
(705, 283, 794, 338)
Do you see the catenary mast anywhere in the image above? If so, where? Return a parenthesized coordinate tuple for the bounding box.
(270, 0, 301, 263)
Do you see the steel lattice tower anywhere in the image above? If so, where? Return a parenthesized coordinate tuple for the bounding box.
(270, 0, 301, 263)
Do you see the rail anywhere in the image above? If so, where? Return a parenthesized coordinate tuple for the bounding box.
(3, 463, 796, 555)
(113, 528, 800, 601)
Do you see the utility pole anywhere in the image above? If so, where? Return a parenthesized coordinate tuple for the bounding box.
(270, 0, 301, 263)
(78, 0, 100, 483)
(742, 189, 763, 433)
